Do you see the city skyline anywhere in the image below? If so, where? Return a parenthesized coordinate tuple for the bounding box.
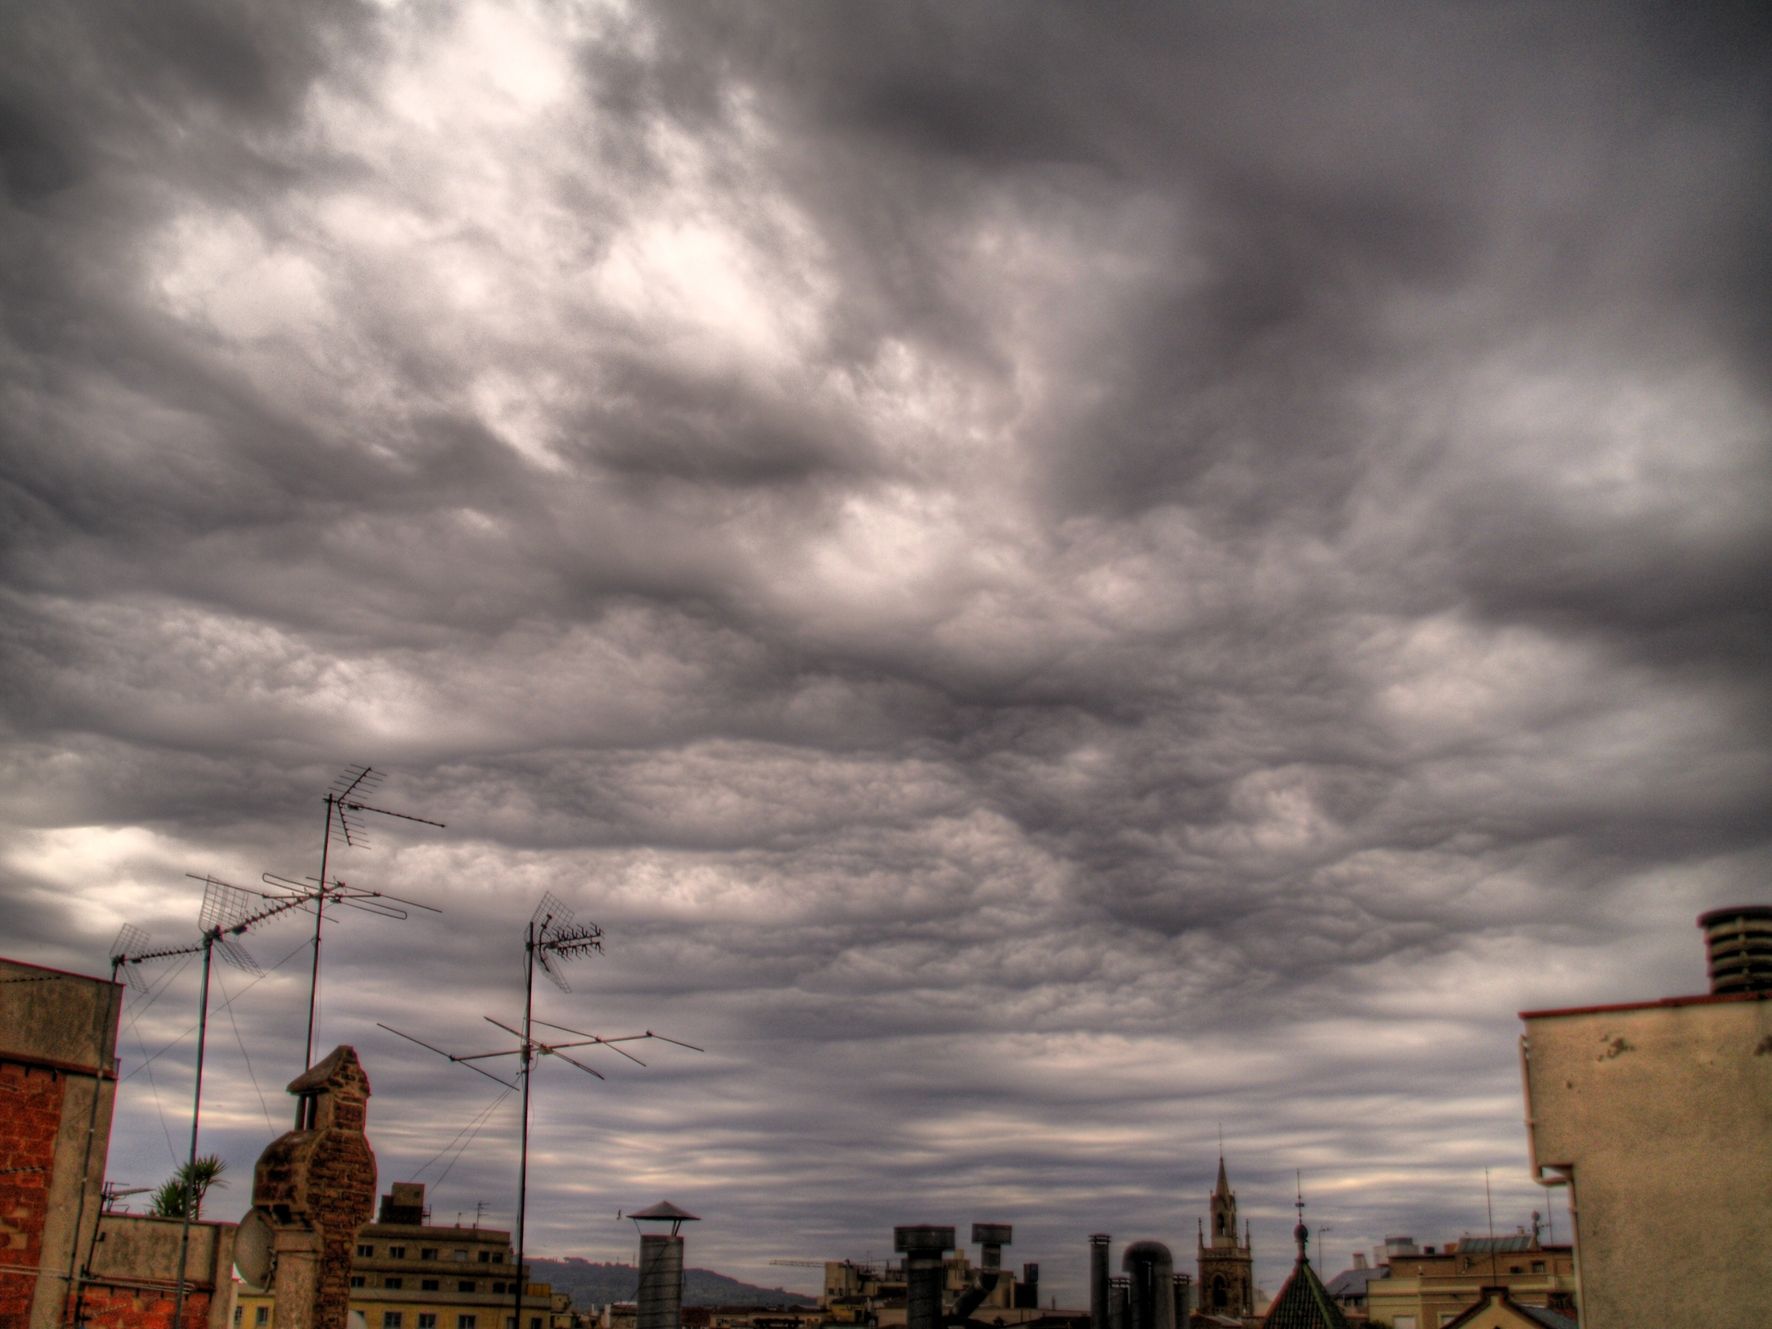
(3, 1, 1768, 1309)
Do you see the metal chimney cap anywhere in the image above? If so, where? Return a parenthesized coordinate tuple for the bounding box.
(630, 1200, 700, 1223)
(894, 1225, 955, 1254)
(1697, 904, 1772, 926)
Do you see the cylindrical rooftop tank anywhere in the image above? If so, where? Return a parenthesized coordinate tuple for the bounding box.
(1122, 1241, 1175, 1329)
(1698, 904, 1772, 993)
(637, 1234, 684, 1329)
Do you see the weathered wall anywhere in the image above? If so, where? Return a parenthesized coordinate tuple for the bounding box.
(0, 956, 122, 1329)
(0, 1060, 65, 1324)
(1520, 992, 1772, 1329)
(80, 1213, 237, 1329)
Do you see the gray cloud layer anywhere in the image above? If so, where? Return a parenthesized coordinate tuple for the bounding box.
(4, 0, 1768, 1302)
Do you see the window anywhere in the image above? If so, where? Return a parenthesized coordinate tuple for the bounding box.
(531, 1319, 542, 1329)
(1394, 1318, 1417, 1329)
(390, 1246, 407, 1260)
(453, 1249, 470, 1262)
(385, 1277, 404, 1290)
(385, 1316, 405, 1329)
(459, 1281, 477, 1293)
(480, 1250, 494, 1263)
(422, 1247, 439, 1260)
(359, 1244, 375, 1257)
(459, 1317, 478, 1329)
(1532, 1260, 1546, 1273)
(256, 1310, 269, 1327)
(418, 1317, 438, 1329)
(492, 1282, 506, 1295)
(351, 1276, 365, 1288)
(422, 1279, 441, 1292)
(233, 1310, 243, 1326)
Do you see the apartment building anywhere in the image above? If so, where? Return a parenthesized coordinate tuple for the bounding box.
(235, 1183, 572, 1329)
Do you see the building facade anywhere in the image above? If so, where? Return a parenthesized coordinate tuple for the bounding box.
(235, 1182, 572, 1329)
(1362, 1238, 1575, 1329)
(1517, 905, 1772, 1329)
(0, 954, 235, 1329)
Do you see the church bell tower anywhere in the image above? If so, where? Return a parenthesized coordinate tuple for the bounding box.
(1197, 1155, 1254, 1316)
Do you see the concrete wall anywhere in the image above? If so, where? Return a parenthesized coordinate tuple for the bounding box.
(82, 1213, 237, 1329)
(0, 956, 122, 1329)
(1520, 991, 1772, 1329)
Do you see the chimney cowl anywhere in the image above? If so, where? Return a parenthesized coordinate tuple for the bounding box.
(1697, 905, 1772, 994)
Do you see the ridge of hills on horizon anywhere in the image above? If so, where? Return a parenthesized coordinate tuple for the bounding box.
(527, 1258, 818, 1310)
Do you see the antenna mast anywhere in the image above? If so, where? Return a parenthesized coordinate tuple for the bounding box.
(305, 765, 444, 1069)
(107, 876, 309, 1329)
(380, 892, 701, 1329)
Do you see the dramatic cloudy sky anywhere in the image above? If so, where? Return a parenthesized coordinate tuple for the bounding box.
(4, 0, 1769, 1304)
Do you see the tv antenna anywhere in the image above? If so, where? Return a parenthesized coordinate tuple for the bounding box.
(105, 875, 309, 1329)
(303, 764, 445, 1069)
(101, 1181, 152, 1213)
(379, 892, 702, 1329)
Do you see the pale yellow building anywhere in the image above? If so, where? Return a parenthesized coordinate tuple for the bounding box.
(234, 1183, 572, 1329)
(1362, 1238, 1574, 1329)
(1517, 904, 1772, 1329)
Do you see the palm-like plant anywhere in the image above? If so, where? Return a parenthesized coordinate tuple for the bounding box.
(148, 1154, 227, 1220)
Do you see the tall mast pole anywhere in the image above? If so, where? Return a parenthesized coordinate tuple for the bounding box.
(303, 767, 444, 1075)
(514, 919, 540, 1329)
(304, 793, 336, 1071)
(172, 930, 217, 1329)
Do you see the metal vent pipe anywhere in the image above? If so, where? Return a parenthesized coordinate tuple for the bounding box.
(1018, 1262, 1040, 1309)
(1108, 1275, 1130, 1329)
(637, 1234, 684, 1329)
(1171, 1273, 1193, 1322)
(895, 1225, 954, 1329)
(1089, 1234, 1110, 1329)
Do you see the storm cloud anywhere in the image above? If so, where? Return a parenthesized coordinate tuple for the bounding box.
(3, 0, 1768, 1302)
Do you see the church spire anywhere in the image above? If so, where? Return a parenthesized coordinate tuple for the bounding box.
(1294, 1172, 1310, 1264)
(1198, 1147, 1253, 1316)
(1256, 1176, 1349, 1328)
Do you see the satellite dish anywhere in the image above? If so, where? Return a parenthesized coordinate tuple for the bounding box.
(234, 1209, 276, 1289)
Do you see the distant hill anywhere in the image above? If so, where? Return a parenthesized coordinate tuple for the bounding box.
(529, 1259, 817, 1310)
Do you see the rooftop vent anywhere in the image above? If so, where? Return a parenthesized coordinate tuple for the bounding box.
(1697, 905, 1772, 994)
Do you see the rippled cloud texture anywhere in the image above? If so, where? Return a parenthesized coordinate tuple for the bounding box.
(3, 0, 1769, 1301)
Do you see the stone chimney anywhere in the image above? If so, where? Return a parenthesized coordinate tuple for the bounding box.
(244, 1046, 378, 1329)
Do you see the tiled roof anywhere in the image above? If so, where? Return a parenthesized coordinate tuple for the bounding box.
(1260, 1261, 1349, 1329)
(1440, 1290, 1578, 1329)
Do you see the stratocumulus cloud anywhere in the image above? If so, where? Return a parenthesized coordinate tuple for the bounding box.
(2, 0, 1768, 1301)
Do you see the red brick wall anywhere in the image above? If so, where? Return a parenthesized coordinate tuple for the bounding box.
(77, 1283, 216, 1329)
(0, 1061, 66, 1324)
